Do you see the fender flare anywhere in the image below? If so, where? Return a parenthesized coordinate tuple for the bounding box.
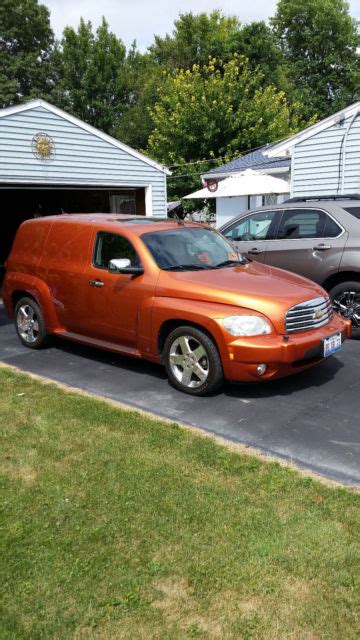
(6, 273, 60, 331)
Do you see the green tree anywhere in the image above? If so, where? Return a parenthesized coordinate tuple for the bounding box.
(0, 0, 54, 107)
(148, 56, 304, 198)
(271, 0, 360, 117)
(149, 11, 242, 69)
(113, 47, 165, 150)
(236, 21, 287, 89)
(52, 18, 128, 134)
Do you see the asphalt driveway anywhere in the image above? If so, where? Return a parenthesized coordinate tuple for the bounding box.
(1, 303, 359, 486)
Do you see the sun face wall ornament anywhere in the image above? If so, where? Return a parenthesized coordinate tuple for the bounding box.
(204, 178, 218, 193)
(32, 132, 56, 160)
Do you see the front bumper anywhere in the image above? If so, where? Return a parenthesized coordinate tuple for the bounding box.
(223, 313, 351, 382)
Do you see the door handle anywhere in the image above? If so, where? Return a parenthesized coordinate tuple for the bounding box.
(313, 244, 331, 251)
(248, 248, 263, 255)
(89, 280, 104, 287)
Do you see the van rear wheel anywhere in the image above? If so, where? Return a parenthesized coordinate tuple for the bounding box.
(14, 297, 49, 349)
(163, 326, 223, 395)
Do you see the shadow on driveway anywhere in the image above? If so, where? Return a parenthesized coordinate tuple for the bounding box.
(55, 335, 345, 398)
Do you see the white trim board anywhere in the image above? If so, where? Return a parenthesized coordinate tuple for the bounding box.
(202, 167, 290, 179)
(0, 99, 171, 176)
(0, 180, 162, 188)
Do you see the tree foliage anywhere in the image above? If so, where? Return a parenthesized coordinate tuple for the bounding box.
(112, 49, 166, 150)
(272, 0, 360, 117)
(149, 12, 286, 87)
(0, 0, 54, 107)
(52, 18, 128, 134)
(1, 0, 360, 193)
(236, 21, 287, 89)
(149, 11, 242, 69)
(148, 56, 304, 197)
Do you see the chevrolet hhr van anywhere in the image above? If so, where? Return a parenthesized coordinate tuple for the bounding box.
(3, 214, 351, 395)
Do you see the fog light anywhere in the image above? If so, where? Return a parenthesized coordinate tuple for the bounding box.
(256, 364, 267, 376)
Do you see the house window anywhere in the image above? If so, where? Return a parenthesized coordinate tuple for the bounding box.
(110, 194, 136, 214)
(264, 194, 278, 206)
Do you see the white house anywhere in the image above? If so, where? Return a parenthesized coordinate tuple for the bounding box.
(264, 101, 360, 198)
(185, 144, 291, 227)
(185, 101, 360, 227)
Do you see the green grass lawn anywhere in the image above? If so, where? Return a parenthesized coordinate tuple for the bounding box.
(0, 366, 359, 639)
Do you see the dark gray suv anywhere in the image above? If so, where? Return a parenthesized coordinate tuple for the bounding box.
(220, 195, 360, 332)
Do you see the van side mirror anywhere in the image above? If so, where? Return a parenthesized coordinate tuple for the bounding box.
(109, 258, 144, 276)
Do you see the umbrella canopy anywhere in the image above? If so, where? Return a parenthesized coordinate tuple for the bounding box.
(167, 200, 182, 213)
(183, 170, 289, 199)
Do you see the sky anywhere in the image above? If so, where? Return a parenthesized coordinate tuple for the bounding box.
(41, 0, 360, 50)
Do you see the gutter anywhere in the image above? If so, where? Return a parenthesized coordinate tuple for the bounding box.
(202, 167, 290, 180)
(340, 110, 360, 193)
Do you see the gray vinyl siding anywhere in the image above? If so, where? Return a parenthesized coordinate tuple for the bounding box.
(0, 106, 167, 215)
(292, 113, 360, 197)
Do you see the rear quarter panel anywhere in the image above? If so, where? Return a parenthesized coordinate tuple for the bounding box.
(3, 218, 53, 318)
(339, 234, 360, 275)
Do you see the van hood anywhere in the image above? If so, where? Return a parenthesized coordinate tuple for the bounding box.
(156, 261, 327, 334)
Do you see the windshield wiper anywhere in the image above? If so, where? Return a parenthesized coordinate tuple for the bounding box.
(162, 264, 211, 271)
(214, 259, 246, 269)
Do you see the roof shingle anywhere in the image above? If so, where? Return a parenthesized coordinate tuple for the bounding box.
(204, 145, 290, 176)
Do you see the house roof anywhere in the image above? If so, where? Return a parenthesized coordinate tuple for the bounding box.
(265, 101, 360, 158)
(202, 145, 290, 179)
(0, 99, 171, 175)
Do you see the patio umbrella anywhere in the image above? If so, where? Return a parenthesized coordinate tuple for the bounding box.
(183, 169, 289, 199)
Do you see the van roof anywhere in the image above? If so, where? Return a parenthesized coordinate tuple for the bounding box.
(26, 213, 204, 235)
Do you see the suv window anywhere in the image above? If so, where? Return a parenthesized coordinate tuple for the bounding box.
(94, 232, 140, 269)
(223, 210, 279, 241)
(343, 206, 360, 219)
(323, 215, 342, 237)
(277, 209, 341, 239)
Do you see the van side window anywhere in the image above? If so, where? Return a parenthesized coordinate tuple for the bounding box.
(94, 232, 140, 269)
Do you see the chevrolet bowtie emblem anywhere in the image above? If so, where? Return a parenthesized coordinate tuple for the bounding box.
(314, 310, 325, 319)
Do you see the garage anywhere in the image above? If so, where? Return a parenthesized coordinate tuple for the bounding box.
(0, 100, 169, 280)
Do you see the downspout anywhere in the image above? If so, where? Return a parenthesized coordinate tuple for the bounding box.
(341, 110, 360, 194)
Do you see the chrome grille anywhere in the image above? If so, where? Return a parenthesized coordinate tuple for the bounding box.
(285, 296, 333, 333)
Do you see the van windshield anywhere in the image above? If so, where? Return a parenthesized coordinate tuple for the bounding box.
(141, 227, 246, 270)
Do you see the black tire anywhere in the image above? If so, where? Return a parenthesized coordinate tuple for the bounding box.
(163, 325, 223, 396)
(329, 281, 360, 336)
(14, 296, 50, 349)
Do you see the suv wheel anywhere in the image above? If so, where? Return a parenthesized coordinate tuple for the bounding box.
(163, 326, 223, 395)
(329, 281, 360, 335)
(14, 297, 49, 349)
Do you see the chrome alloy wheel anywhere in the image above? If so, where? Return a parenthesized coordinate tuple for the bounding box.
(169, 335, 209, 389)
(16, 304, 40, 343)
(333, 291, 360, 328)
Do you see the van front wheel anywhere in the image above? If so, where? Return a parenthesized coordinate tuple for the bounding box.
(163, 326, 223, 395)
(14, 297, 49, 349)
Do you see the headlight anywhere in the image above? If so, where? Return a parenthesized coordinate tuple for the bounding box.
(220, 315, 272, 336)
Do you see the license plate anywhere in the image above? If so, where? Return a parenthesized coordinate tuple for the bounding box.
(323, 332, 342, 357)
